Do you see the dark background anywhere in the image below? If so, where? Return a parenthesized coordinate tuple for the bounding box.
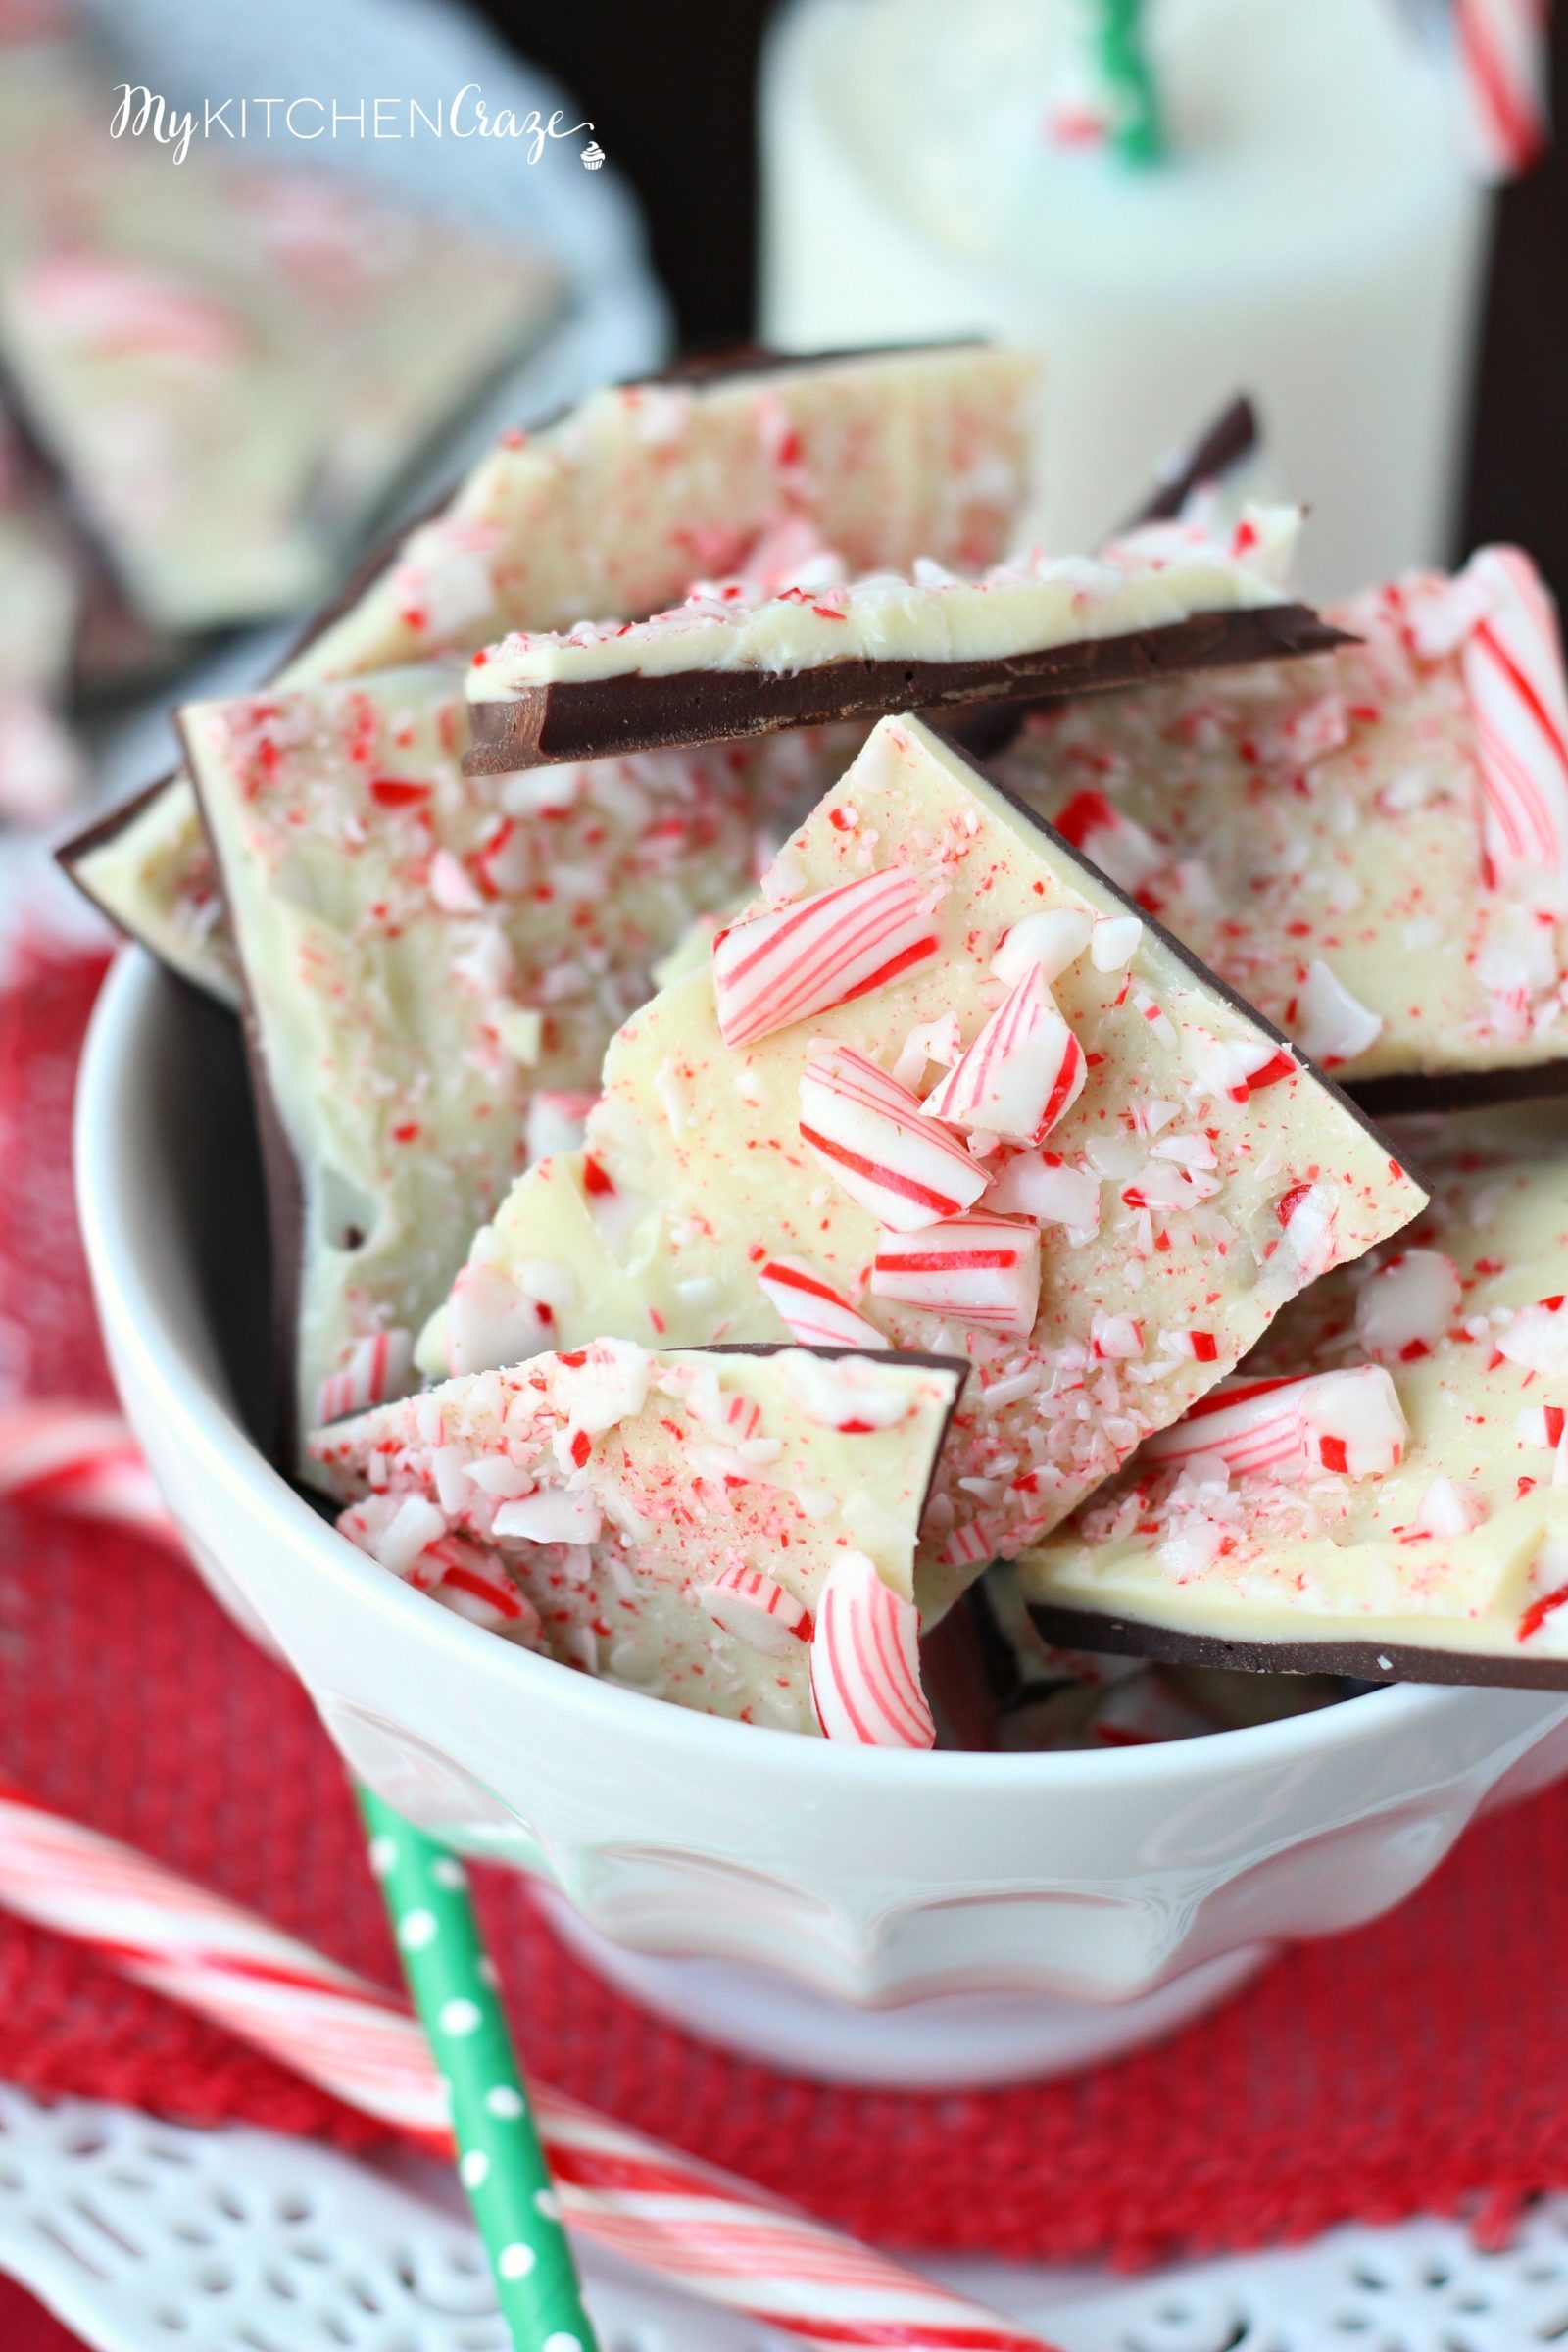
(482, 2, 1567, 585)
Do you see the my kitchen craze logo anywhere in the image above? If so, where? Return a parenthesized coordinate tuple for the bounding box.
(110, 84, 602, 167)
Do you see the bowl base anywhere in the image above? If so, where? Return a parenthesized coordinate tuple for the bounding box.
(540, 1896, 1273, 2087)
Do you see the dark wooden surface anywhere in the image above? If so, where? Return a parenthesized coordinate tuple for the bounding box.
(485, 3, 1567, 593)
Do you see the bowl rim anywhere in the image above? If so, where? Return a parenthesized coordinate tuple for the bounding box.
(76, 945, 1481, 1790)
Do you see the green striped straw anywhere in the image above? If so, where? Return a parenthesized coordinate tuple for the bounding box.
(358, 1786, 599, 2352)
(1093, 0, 1165, 169)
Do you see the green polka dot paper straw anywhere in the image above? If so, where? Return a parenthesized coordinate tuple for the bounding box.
(1092, 0, 1165, 169)
(358, 1785, 599, 2352)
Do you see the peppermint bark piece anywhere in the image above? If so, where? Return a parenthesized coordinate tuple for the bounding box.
(185, 663, 819, 1466)
(996, 547, 1568, 1103)
(463, 505, 1345, 771)
(309, 1341, 965, 1742)
(419, 713, 1425, 1599)
(61, 342, 1034, 1003)
(1021, 1149, 1568, 1689)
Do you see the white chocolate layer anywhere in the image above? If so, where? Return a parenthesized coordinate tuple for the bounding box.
(1021, 1149, 1568, 1667)
(310, 1341, 961, 1737)
(420, 713, 1424, 1602)
(467, 508, 1296, 695)
(996, 563, 1568, 1082)
(69, 344, 1034, 1000)
(186, 663, 835, 1469)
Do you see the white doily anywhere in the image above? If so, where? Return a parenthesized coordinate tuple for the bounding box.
(3, 2082, 1567, 2352)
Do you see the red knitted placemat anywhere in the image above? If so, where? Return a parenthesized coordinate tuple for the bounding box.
(1, 940, 1564, 2272)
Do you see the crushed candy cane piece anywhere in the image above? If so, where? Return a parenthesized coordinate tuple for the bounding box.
(1497, 1295, 1568, 1377)
(923, 965, 1087, 1144)
(492, 1488, 604, 1544)
(871, 1213, 1041, 1333)
(1463, 546, 1568, 900)
(714, 866, 941, 1047)
(525, 1091, 598, 1168)
(985, 1151, 1100, 1229)
(799, 1043, 989, 1231)
(1298, 1364, 1407, 1476)
(1296, 959, 1385, 1067)
(1414, 1477, 1488, 1537)
(809, 1551, 934, 1748)
(699, 1564, 810, 1656)
(1091, 914, 1143, 972)
(315, 1329, 413, 1427)
(1519, 1402, 1567, 1449)
(991, 908, 1092, 986)
(758, 1258, 888, 1348)
(1051, 789, 1163, 892)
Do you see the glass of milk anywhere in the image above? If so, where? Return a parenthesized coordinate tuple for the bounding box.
(760, 0, 1491, 595)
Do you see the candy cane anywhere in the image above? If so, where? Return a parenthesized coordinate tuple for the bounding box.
(1462, 547, 1568, 898)
(810, 1553, 935, 1749)
(0, 1778, 1044, 2350)
(871, 1214, 1042, 1335)
(758, 1257, 889, 1349)
(314, 1329, 414, 1429)
(923, 967, 1087, 1144)
(1143, 1366, 1406, 1480)
(800, 1044, 990, 1232)
(714, 867, 943, 1048)
(0, 1402, 180, 1548)
(1457, 0, 1551, 181)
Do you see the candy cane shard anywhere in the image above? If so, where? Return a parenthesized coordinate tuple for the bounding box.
(810, 1551, 935, 1747)
(426, 711, 1425, 1585)
(1462, 547, 1568, 899)
(63, 341, 1037, 1005)
(714, 867, 943, 1048)
(923, 963, 1087, 1142)
(1144, 1366, 1406, 1481)
(871, 1214, 1043, 1334)
(1018, 1152, 1568, 1690)
(0, 1781, 1048, 2352)
(314, 1328, 414, 1428)
(757, 1257, 889, 1348)
(310, 1341, 964, 1736)
(799, 1042, 990, 1231)
(1457, 0, 1551, 181)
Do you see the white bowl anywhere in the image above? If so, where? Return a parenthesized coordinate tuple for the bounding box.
(74, 951, 1568, 2086)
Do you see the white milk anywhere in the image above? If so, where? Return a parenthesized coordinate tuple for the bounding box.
(760, 0, 1492, 594)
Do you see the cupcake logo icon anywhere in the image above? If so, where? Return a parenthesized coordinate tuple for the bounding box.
(581, 137, 606, 170)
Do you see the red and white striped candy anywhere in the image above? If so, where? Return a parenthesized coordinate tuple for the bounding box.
(871, 1212, 1042, 1333)
(699, 1563, 811, 1656)
(1498, 1294, 1568, 1376)
(1146, 1366, 1406, 1480)
(1143, 1374, 1310, 1476)
(0, 1779, 1044, 2350)
(314, 1328, 414, 1427)
(809, 1551, 934, 1748)
(1457, 0, 1550, 181)
(757, 1256, 888, 1348)
(1413, 1477, 1488, 1538)
(1050, 789, 1164, 893)
(0, 1403, 179, 1547)
(922, 965, 1087, 1144)
(1299, 1365, 1407, 1476)
(1462, 547, 1568, 897)
(799, 1043, 989, 1232)
(1519, 1402, 1567, 1449)
(713, 867, 941, 1048)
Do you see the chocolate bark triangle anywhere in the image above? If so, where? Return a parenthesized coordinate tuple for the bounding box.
(308, 1339, 966, 1743)
(182, 662, 838, 1470)
(461, 504, 1347, 773)
(1020, 1144, 1568, 1690)
(59, 341, 1035, 1004)
(418, 711, 1426, 1605)
(995, 545, 1568, 1108)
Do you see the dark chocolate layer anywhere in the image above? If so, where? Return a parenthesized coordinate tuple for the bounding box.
(1348, 1060, 1568, 1118)
(1119, 395, 1260, 532)
(1024, 1601, 1568, 1691)
(464, 604, 1353, 773)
